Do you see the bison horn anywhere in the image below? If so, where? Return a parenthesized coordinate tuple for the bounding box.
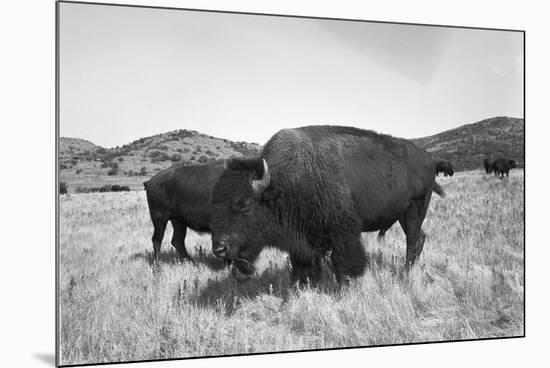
(251, 159, 271, 194)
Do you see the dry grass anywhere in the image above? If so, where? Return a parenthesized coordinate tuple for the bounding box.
(58, 170, 524, 366)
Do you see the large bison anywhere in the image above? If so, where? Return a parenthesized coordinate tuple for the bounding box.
(492, 158, 517, 178)
(144, 161, 224, 263)
(210, 126, 444, 284)
(483, 159, 494, 174)
(434, 159, 454, 177)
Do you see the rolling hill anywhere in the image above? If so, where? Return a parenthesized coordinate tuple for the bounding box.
(411, 116, 524, 171)
(59, 130, 260, 191)
(59, 116, 524, 192)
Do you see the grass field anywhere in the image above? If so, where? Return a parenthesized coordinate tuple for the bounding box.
(58, 170, 524, 366)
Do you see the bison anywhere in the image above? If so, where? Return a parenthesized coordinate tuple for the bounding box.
(492, 158, 517, 178)
(434, 159, 454, 177)
(120, 185, 130, 192)
(483, 159, 494, 174)
(59, 182, 68, 195)
(110, 184, 121, 192)
(210, 126, 444, 284)
(144, 161, 224, 263)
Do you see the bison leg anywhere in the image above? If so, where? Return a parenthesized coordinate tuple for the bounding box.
(151, 216, 168, 265)
(170, 219, 191, 260)
(400, 191, 432, 270)
(330, 232, 367, 283)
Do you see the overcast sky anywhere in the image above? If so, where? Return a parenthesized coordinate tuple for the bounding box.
(59, 3, 523, 148)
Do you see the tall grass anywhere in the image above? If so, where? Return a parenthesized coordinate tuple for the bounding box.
(58, 170, 524, 365)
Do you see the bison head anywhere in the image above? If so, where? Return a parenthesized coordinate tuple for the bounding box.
(210, 158, 282, 280)
(509, 160, 517, 168)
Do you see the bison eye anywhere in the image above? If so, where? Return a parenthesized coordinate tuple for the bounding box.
(231, 197, 253, 213)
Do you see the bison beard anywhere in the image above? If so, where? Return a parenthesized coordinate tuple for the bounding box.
(210, 126, 443, 285)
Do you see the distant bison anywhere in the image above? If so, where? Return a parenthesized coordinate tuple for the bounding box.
(210, 126, 444, 284)
(120, 186, 130, 192)
(483, 159, 494, 174)
(60, 182, 68, 195)
(110, 184, 121, 192)
(492, 158, 517, 178)
(144, 161, 224, 263)
(434, 159, 454, 177)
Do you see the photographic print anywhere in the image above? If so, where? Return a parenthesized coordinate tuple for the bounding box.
(56, 1, 524, 366)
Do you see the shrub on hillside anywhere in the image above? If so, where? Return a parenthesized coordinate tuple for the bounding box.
(149, 150, 170, 163)
(99, 184, 111, 192)
(230, 141, 260, 157)
(74, 185, 90, 194)
(170, 154, 182, 162)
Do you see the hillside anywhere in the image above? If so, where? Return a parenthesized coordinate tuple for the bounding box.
(59, 137, 101, 161)
(59, 130, 260, 192)
(59, 116, 524, 192)
(411, 116, 524, 171)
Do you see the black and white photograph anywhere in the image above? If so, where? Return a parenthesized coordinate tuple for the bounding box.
(56, 1, 524, 366)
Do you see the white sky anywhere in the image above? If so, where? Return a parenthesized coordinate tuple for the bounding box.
(59, 3, 523, 148)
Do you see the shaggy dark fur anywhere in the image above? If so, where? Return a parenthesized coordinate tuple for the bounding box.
(144, 161, 224, 263)
(492, 158, 517, 179)
(434, 159, 454, 177)
(210, 125, 444, 284)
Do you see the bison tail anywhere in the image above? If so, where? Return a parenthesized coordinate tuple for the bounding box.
(433, 182, 445, 198)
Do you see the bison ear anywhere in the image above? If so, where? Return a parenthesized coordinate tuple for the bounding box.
(261, 186, 282, 203)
